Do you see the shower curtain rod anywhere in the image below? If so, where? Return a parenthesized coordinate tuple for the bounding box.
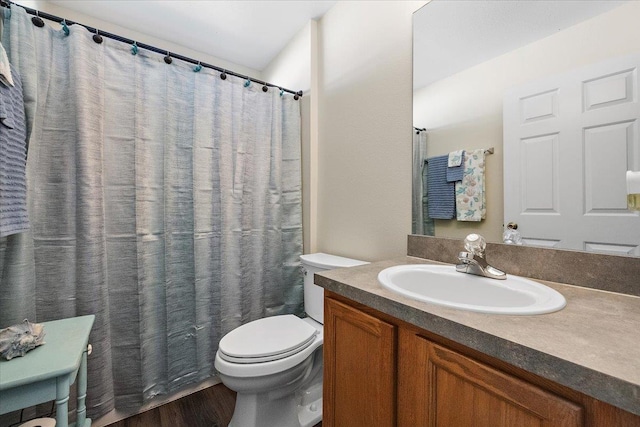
(1, 1, 304, 98)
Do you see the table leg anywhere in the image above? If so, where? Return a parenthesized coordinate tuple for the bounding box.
(76, 350, 88, 427)
(56, 376, 70, 427)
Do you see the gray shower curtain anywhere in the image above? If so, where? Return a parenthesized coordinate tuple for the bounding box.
(0, 6, 303, 418)
(412, 129, 434, 235)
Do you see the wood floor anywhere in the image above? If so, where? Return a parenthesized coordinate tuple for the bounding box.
(106, 383, 322, 427)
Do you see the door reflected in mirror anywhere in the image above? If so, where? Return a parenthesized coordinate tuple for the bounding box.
(413, 0, 640, 256)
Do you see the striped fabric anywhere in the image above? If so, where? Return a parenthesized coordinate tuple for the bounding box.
(0, 64, 29, 237)
(427, 154, 456, 219)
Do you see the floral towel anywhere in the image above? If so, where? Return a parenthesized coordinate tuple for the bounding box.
(455, 148, 486, 221)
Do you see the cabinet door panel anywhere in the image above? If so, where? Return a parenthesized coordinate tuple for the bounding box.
(324, 297, 396, 427)
(400, 332, 583, 427)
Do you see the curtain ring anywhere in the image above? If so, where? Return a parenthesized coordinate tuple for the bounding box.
(220, 70, 227, 80)
(92, 29, 103, 44)
(279, 89, 284, 97)
(32, 10, 45, 27)
(164, 51, 172, 64)
(61, 19, 70, 36)
(193, 61, 202, 72)
(131, 41, 138, 56)
(244, 78, 251, 88)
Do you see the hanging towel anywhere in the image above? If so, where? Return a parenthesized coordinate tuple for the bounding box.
(0, 64, 29, 237)
(0, 42, 14, 87)
(455, 148, 486, 222)
(446, 150, 464, 182)
(448, 149, 464, 167)
(427, 154, 456, 219)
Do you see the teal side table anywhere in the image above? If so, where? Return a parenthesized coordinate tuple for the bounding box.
(0, 315, 95, 427)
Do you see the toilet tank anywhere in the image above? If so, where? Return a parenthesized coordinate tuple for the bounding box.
(299, 253, 368, 324)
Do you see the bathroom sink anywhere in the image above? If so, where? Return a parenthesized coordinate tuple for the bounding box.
(377, 264, 566, 315)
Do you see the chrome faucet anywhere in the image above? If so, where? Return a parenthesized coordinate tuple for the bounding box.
(456, 234, 507, 280)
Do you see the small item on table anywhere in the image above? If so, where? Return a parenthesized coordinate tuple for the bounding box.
(0, 319, 46, 360)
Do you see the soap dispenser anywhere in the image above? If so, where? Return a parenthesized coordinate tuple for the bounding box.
(503, 222, 523, 245)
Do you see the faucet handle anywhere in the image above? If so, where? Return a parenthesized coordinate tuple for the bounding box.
(464, 234, 486, 258)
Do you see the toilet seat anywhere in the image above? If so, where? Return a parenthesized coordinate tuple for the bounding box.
(215, 316, 323, 378)
(219, 315, 318, 364)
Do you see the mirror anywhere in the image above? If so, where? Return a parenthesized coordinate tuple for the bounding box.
(413, 0, 640, 256)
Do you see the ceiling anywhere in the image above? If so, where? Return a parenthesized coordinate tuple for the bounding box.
(45, 0, 336, 72)
(414, 0, 628, 90)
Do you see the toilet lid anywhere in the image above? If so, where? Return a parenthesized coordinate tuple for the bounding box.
(218, 315, 318, 364)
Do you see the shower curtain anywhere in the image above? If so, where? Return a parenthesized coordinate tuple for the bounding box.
(0, 6, 303, 419)
(412, 129, 434, 235)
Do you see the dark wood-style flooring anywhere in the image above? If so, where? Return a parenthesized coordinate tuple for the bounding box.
(106, 383, 322, 427)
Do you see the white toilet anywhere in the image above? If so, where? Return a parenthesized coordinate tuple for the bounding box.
(214, 253, 368, 427)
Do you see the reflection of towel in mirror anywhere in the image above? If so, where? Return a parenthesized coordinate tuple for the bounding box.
(456, 149, 486, 221)
(448, 149, 464, 167)
(427, 155, 456, 219)
(446, 150, 464, 182)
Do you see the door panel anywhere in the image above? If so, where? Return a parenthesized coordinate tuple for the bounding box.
(504, 53, 640, 255)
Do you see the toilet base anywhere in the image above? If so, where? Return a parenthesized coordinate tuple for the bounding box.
(228, 392, 321, 427)
(226, 351, 323, 427)
(298, 382, 322, 427)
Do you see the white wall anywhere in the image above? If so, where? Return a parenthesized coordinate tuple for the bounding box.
(317, 1, 424, 261)
(262, 21, 318, 254)
(262, 22, 313, 93)
(413, 1, 640, 242)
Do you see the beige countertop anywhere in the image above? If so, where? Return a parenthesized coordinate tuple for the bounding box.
(315, 256, 640, 416)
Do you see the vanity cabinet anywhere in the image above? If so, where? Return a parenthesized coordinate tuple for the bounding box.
(323, 297, 396, 427)
(398, 328, 582, 426)
(324, 292, 640, 427)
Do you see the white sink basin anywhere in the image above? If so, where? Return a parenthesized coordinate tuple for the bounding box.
(377, 264, 566, 315)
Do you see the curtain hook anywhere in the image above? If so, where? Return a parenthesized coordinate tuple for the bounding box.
(32, 10, 45, 27)
(61, 19, 69, 36)
(164, 51, 172, 64)
(131, 41, 138, 56)
(193, 61, 202, 72)
(92, 28, 103, 44)
(244, 78, 251, 88)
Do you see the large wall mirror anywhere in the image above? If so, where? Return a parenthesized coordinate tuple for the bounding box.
(413, 0, 640, 256)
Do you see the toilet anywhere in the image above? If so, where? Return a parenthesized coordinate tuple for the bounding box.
(214, 253, 368, 427)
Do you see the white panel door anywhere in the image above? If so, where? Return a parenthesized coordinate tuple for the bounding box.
(504, 53, 640, 255)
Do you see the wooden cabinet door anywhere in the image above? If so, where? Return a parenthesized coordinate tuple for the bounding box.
(324, 297, 396, 427)
(398, 330, 583, 427)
